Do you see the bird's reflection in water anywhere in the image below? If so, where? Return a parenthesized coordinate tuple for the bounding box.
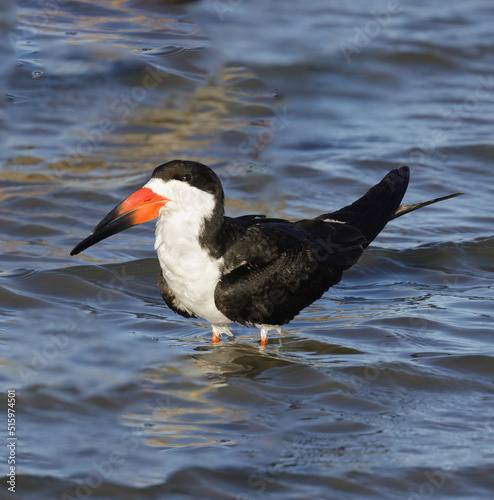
(193, 335, 364, 379)
(123, 333, 364, 449)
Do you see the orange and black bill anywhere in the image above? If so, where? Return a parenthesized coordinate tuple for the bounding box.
(70, 187, 168, 256)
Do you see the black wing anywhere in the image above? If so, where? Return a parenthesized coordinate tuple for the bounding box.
(215, 219, 366, 326)
(157, 271, 198, 319)
(214, 167, 410, 326)
(320, 166, 410, 248)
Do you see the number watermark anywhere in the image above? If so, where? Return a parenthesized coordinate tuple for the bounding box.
(6, 389, 16, 493)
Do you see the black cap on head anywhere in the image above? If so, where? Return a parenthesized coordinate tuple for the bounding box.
(152, 160, 224, 201)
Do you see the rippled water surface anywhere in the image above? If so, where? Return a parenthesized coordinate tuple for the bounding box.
(2, 1, 494, 499)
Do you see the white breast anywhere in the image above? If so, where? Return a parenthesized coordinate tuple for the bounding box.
(149, 178, 231, 325)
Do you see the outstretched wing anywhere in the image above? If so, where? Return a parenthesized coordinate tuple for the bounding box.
(214, 219, 366, 326)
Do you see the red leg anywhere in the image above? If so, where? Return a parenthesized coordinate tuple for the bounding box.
(212, 329, 220, 344)
(260, 330, 268, 347)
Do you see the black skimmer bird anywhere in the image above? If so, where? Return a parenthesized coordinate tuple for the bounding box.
(71, 160, 462, 346)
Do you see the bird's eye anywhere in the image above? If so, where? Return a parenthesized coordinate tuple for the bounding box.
(182, 174, 191, 182)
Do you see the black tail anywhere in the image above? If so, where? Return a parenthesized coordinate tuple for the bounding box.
(319, 166, 463, 248)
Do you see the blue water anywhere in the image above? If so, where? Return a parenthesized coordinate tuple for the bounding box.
(2, 1, 494, 499)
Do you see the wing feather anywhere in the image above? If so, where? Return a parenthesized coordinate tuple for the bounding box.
(215, 220, 366, 325)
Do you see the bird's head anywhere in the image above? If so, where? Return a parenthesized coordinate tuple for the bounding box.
(70, 160, 224, 256)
